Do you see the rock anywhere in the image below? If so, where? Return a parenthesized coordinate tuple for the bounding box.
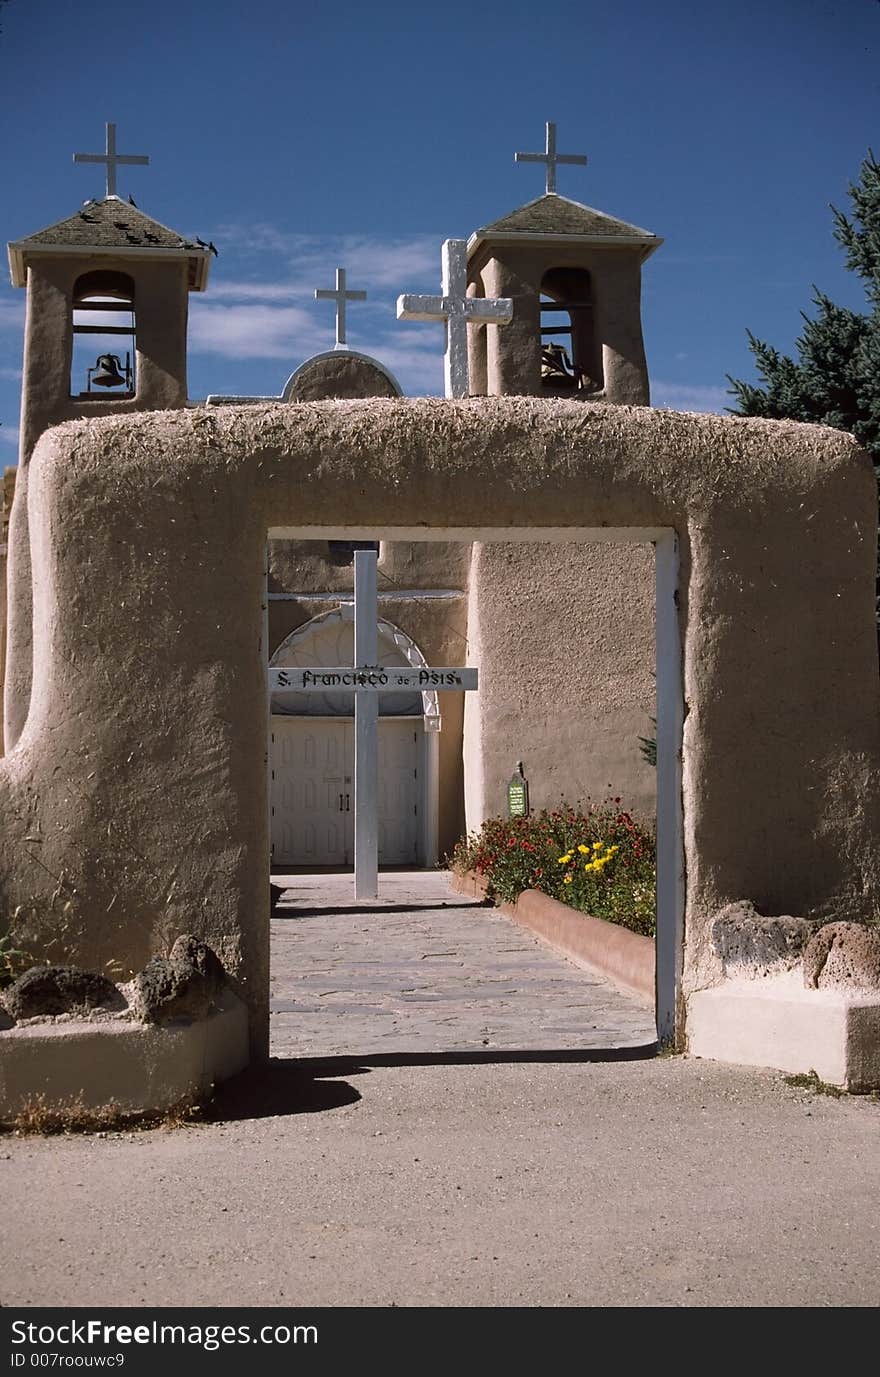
(711, 901, 816, 978)
(168, 935, 226, 994)
(1, 965, 126, 1020)
(0, 1005, 16, 1030)
(803, 922, 880, 991)
(129, 935, 226, 1024)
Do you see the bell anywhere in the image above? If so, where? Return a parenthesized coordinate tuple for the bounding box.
(91, 353, 127, 388)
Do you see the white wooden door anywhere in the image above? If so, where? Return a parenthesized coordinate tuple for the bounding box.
(378, 720, 420, 865)
(270, 717, 420, 866)
(271, 718, 352, 865)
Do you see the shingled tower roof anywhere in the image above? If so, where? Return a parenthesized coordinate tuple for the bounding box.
(468, 193, 662, 259)
(8, 198, 212, 290)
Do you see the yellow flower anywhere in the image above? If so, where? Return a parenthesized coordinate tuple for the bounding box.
(577, 844, 589, 855)
(557, 854, 571, 865)
(592, 841, 603, 851)
(563, 873, 573, 885)
(584, 861, 595, 873)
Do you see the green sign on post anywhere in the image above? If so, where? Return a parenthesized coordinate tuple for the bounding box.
(507, 762, 529, 818)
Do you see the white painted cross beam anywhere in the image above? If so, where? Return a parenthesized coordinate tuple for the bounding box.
(315, 267, 367, 348)
(269, 551, 479, 900)
(515, 120, 587, 195)
(396, 239, 512, 399)
(74, 122, 150, 199)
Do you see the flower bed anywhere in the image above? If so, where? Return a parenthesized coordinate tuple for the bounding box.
(449, 802, 656, 938)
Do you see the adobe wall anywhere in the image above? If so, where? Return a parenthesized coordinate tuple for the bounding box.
(0, 397, 876, 1056)
(465, 540, 656, 822)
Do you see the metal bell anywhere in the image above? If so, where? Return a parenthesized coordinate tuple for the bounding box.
(91, 353, 127, 388)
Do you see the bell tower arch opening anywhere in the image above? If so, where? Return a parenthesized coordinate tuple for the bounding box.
(539, 266, 602, 395)
(71, 270, 136, 399)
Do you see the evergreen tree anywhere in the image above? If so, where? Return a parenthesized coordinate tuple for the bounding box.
(728, 151, 880, 625)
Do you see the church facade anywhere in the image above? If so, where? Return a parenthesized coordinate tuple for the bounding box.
(2, 145, 663, 868)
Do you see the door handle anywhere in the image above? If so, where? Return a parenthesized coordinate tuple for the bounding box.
(345, 794, 351, 812)
(339, 793, 344, 812)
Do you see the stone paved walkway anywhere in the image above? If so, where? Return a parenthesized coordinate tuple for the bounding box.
(270, 870, 655, 1058)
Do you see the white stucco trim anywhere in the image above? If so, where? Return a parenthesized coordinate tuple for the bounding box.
(7, 242, 211, 290)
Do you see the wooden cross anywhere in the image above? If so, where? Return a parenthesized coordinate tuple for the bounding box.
(396, 239, 512, 398)
(315, 267, 367, 348)
(74, 122, 150, 199)
(268, 550, 478, 899)
(515, 120, 587, 195)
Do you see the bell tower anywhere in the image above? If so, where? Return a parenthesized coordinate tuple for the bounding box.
(9, 123, 211, 464)
(466, 123, 662, 405)
(4, 123, 211, 748)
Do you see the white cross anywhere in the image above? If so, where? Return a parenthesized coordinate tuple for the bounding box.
(74, 122, 150, 199)
(396, 239, 513, 399)
(315, 267, 367, 348)
(515, 120, 587, 195)
(268, 550, 478, 900)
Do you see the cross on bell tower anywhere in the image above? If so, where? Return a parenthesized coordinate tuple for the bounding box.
(515, 120, 587, 195)
(74, 122, 150, 199)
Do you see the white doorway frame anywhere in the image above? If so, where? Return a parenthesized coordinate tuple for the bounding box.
(266, 524, 685, 1043)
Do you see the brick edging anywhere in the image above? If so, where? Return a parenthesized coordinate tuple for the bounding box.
(449, 869, 655, 1004)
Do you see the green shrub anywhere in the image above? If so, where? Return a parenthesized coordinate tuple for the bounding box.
(450, 801, 656, 938)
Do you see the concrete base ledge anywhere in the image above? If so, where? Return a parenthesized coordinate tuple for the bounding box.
(0, 991, 250, 1120)
(451, 870, 655, 1005)
(688, 975, 880, 1091)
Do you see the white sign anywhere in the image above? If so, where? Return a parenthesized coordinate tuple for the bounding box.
(270, 666, 478, 692)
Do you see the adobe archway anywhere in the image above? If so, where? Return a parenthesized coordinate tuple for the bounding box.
(0, 397, 876, 1062)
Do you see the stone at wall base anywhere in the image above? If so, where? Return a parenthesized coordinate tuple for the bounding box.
(687, 973, 880, 1091)
(0, 991, 250, 1121)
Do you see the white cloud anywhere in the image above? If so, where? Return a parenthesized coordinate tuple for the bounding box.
(208, 227, 440, 292)
(0, 366, 22, 381)
(205, 280, 313, 304)
(652, 382, 730, 414)
(0, 298, 24, 331)
(188, 302, 325, 360)
(0, 424, 20, 448)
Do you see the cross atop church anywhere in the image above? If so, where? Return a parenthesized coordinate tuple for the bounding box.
(74, 122, 150, 199)
(315, 267, 367, 348)
(515, 120, 587, 195)
(397, 239, 512, 398)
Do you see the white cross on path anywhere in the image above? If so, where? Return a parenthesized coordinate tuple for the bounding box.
(268, 550, 479, 899)
(74, 122, 150, 200)
(515, 120, 587, 195)
(396, 239, 512, 399)
(315, 267, 367, 348)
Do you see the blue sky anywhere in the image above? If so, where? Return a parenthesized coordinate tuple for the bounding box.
(1, 0, 878, 458)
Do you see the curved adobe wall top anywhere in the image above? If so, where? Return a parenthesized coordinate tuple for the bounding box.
(1, 397, 877, 1053)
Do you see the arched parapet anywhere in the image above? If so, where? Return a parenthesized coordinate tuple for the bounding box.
(269, 606, 441, 729)
(280, 350, 402, 402)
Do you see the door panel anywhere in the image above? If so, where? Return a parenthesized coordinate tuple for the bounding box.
(271, 719, 352, 865)
(271, 717, 419, 867)
(378, 721, 419, 865)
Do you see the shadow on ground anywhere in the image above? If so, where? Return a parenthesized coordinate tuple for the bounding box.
(272, 901, 488, 919)
(205, 1042, 657, 1123)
